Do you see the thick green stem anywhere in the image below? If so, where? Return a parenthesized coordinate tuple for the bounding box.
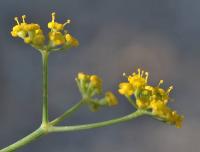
(50, 101, 84, 126)
(0, 128, 45, 152)
(49, 110, 145, 132)
(41, 51, 49, 125)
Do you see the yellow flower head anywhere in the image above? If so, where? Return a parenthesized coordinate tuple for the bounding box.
(77, 72, 90, 81)
(152, 80, 173, 104)
(118, 82, 134, 96)
(171, 111, 184, 128)
(65, 34, 79, 47)
(11, 15, 45, 47)
(135, 85, 153, 108)
(49, 31, 65, 46)
(128, 69, 148, 89)
(150, 100, 184, 128)
(119, 69, 183, 128)
(118, 69, 149, 97)
(11, 13, 79, 51)
(32, 34, 45, 46)
(76, 73, 103, 97)
(105, 92, 118, 106)
(90, 75, 102, 89)
(11, 15, 27, 38)
(136, 99, 149, 109)
(48, 12, 71, 31)
(47, 13, 79, 49)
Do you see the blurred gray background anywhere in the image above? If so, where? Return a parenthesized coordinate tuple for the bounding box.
(0, 0, 199, 151)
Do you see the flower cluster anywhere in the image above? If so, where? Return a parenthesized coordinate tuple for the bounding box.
(48, 12, 79, 48)
(11, 13, 79, 51)
(76, 72, 118, 111)
(119, 69, 184, 128)
(11, 15, 45, 49)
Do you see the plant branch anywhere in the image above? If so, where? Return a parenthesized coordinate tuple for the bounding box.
(0, 128, 45, 152)
(0, 110, 151, 151)
(49, 110, 145, 133)
(50, 101, 84, 126)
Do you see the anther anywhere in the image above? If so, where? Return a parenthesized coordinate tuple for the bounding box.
(22, 15, 26, 23)
(63, 19, 71, 27)
(158, 80, 164, 87)
(123, 72, 126, 76)
(141, 70, 144, 77)
(167, 86, 173, 93)
(138, 68, 141, 75)
(51, 12, 56, 22)
(145, 72, 149, 82)
(14, 17, 20, 25)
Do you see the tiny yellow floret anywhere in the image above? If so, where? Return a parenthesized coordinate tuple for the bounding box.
(11, 15, 45, 48)
(105, 92, 118, 106)
(48, 12, 71, 31)
(90, 75, 102, 89)
(128, 69, 148, 89)
(78, 72, 89, 81)
(65, 34, 79, 47)
(118, 82, 134, 96)
(49, 32, 65, 46)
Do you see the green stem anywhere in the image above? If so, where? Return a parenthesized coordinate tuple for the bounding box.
(50, 101, 84, 126)
(0, 128, 45, 152)
(49, 110, 145, 132)
(126, 96, 137, 108)
(0, 110, 150, 151)
(41, 51, 49, 125)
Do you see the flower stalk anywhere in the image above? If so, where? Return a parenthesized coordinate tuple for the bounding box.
(50, 101, 84, 126)
(41, 50, 49, 125)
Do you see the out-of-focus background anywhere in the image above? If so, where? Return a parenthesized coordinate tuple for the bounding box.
(0, 0, 199, 151)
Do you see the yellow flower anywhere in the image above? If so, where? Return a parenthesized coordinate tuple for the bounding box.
(47, 13, 78, 48)
(65, 34, 79, 47)
(76, 73, 102, 96)
(48, 12, 70, 31)
(150, 100, 183, 128)
(105, 92, 118, 106)
(32, 34, 45, 46)
(24, 23, 40, 31)
(11, 15, 45, 47)
(171, 111, 184, 128)
(136, 99, 150, 109)
(151, 80, 173, 104)
(90, 75, 102, 89)
(11, 16, 27, 38)
(11, 13, 79, 51)
(77, 72, 90, 81)
(150, 100, 167, 113)
(118, 69, 183, 128)
(49, 32, 65, 46)
(128, 68, 148, 89)
(135, 86, 153, 108)
(118, 82, 134, 96)
(24, 37, 32, 44)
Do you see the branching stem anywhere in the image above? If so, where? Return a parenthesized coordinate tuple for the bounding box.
(0, 51, 152, 152)
(0, 110, 148, 152)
